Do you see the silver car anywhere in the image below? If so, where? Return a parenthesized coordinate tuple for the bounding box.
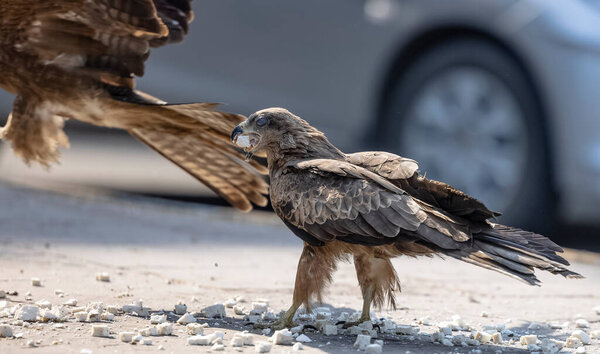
(2, 0, 599, 231)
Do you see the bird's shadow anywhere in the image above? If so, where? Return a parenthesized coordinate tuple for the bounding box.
(145, 306, 536, 354)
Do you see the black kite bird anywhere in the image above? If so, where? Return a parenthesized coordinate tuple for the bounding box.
(0, 0, 268, 211)
(231, 107, 582, 329)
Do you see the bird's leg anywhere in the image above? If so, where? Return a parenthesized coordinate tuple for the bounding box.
(359, 284, 374, 322)
(342, 284, 374, 329)
(342, 253, 400, 329)
(254, 243, 339, 330)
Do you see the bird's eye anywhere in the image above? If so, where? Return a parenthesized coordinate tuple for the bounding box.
(256, 116, 267, 127)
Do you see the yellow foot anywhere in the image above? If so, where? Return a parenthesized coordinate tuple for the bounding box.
(341, 321, 360, 329)
(253, 318, 298, 331)
(341, 317, 371, 329)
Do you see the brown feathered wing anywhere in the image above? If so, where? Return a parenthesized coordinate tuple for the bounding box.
(0, 0, 269, 211)
(274, 158, 471, 246)
(9, 0, 191, 89)
(273, 157, 580, 284)
(346, 151, 499, 222)
(129, 103, 269, 211)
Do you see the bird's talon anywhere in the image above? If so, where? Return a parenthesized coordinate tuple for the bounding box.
(342, 321, 360, 329)
(252, 319, 298, 331)
(252, 322, 272, 330)
(302, 324, 318, 332)
(272, 320, 298, 331)
(342, 319, 371, 329)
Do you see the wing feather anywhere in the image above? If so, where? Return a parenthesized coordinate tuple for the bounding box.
(362, 210, 399, 237)
(273, 158, 474, 247)
(16, 0, 193, 89)
(127, 103, 269, 211)
(346, 151, 418, 180)
(347, 151, 499, 222)
(132, 128, 269, 211)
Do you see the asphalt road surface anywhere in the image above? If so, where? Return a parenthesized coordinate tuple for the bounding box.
(0, 182, 599, 353)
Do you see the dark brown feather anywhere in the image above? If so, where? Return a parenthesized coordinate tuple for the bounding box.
(2, 0, 192, 91)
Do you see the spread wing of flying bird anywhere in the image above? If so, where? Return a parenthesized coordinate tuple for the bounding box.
(0, 0, 268, 211)
(231, 107, 582, 329)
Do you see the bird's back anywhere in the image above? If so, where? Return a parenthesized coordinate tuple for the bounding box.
(349, 152, 499, 223)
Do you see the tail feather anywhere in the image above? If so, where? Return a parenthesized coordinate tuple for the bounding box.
(483, 224, 565, 258)
(471, 249, 536, 275)
(125, 102, 269, 212)
(457, 252, 540, 285)
(444, 224, 583, 285)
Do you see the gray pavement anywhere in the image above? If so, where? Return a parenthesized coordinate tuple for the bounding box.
(0, 181, 599, 353)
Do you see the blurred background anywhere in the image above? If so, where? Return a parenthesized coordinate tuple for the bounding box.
(1, 0, 599, 247)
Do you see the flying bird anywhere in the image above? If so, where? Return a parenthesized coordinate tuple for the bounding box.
(0, 0, 268, 211)
(232, 107, 582, 329)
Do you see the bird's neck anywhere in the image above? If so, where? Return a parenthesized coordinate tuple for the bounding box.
(266, 133, 345, 171)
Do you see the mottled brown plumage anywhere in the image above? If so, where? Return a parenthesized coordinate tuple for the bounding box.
(231, 107, 582, 329)
(0, 0, 268, 211)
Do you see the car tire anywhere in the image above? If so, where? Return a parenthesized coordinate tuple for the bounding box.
(379, 38, 554, 233)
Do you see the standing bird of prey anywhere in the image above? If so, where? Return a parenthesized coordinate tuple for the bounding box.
(232, 107, 582, 329)
(0, 0, 268, 211)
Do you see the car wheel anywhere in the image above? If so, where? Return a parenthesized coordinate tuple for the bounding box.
(380, 38, 554, 232)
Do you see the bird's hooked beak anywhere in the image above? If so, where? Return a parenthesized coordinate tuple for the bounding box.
(231, 121, 261, 161)
(231, 125, 244, 144)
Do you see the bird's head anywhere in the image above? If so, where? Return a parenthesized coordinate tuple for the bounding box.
(232, 107, 337, 163)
